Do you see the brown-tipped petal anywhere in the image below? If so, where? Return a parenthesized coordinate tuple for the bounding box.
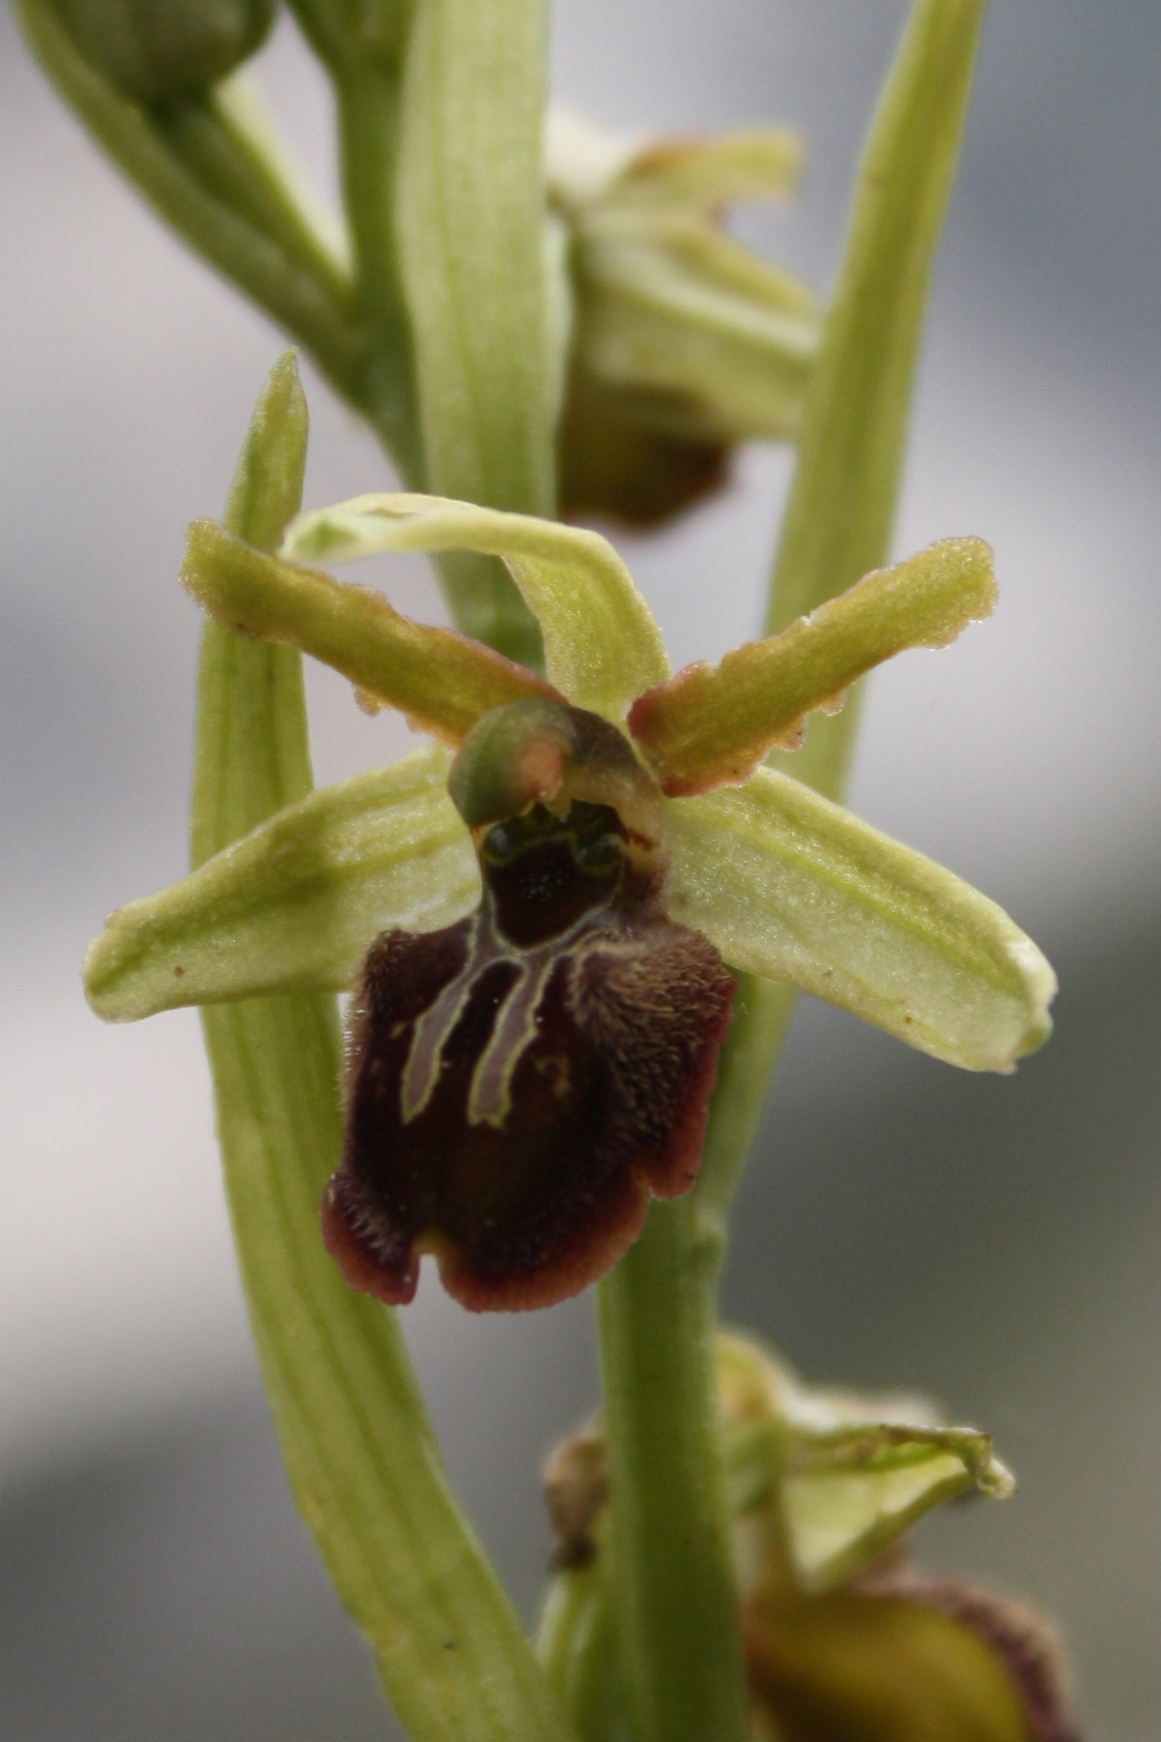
(630, 537, 996, 794)
(326, 899, 733, 1314)
(182, 519, 559, 744)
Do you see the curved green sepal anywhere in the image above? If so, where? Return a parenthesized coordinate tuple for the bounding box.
(281, 493, 670, 720)
(666, 767, 1056, 1072)
(85, 748, 478, 1019)
(719, 1335, 1013, 1598)
(631, 537, 995, 794)
(183, 519, 559, 740)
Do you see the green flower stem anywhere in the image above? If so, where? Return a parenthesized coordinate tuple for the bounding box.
(598, 5, 990, 1734)
(392, 0, 552, 666)
(598, 1197, 752, 1742)
(194, 355, 575, 1742)
(13, 0, 365, 400)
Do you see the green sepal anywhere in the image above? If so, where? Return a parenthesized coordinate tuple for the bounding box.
(282, 492, 671, 720)
(571, 216, 818, 446)
(666, 766, 1056, 1072)
(630, 537, 996, 794)
(86, 747, 477, 1019)
(609, 126, 804, 211)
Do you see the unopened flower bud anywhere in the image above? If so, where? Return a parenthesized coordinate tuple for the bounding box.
(54, 0, 277, 101)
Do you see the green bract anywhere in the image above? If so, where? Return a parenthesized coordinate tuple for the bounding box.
(86, 492, 1055, 1076)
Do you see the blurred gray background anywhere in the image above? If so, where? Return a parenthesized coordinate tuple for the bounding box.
(1, 1, 1157, 1738)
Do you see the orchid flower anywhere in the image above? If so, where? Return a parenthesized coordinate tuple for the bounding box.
(84, 494, 1055, 1311)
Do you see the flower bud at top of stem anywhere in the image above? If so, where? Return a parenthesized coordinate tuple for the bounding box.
(53, 0, 277, 102)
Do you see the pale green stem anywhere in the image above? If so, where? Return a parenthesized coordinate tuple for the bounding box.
(193, 355, 575, 1742)
(598, 1199, 751, 1742)
(597, 6, 990, 1738)
(148, 81, 353, 317)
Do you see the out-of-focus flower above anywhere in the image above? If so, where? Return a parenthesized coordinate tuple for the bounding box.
(547, 109, 820, 525)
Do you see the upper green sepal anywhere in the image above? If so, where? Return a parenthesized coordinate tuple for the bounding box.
(281, 493, 670, 720)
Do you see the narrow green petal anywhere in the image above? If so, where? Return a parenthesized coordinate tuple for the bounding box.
(85, 748, 477, 1019)
(631, 538, 995, 794)
(666, 769, 1056, 1073)
(283, 492, 670, 719)
(612, 127, 804, 209)
(183, 519, 558, 740)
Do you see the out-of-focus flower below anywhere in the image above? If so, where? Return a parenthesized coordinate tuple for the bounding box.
(543, 1333, 1082, 1741)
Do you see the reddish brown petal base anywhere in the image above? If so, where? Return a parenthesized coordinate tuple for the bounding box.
(323, 909, 734, 1312)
